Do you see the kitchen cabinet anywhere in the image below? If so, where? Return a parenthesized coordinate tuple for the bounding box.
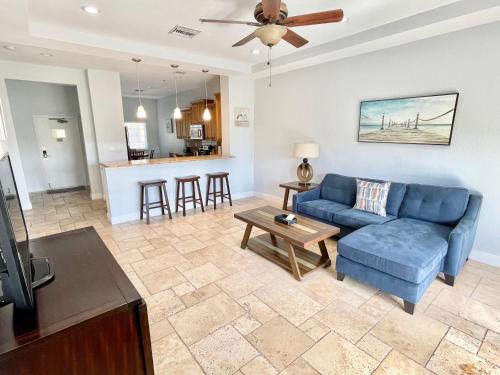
(174, 96, 220, 142)
(176, 109, 192, 139)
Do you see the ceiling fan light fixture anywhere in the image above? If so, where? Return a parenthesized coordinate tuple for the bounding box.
(254, 24, 287, 46)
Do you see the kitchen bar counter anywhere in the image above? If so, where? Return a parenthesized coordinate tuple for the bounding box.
(100, 153, 251, 224)
(101, 154, 235, 169)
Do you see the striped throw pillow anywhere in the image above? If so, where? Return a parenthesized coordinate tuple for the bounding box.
(354, 179, 392, 217)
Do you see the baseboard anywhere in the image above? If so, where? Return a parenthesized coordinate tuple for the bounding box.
(469, 250, 500, 268)
(109, 191, 256, 224)
(254, 191, 282, 203)
(91, 192, 103, 200)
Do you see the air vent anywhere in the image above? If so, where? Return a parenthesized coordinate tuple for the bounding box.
(169, 25, 201, 39)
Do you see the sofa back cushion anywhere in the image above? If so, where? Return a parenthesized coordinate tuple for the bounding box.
(400, 184, 469, 226)
(320, 174, 357, 206)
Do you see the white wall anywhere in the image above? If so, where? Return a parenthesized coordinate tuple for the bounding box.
(87, 69, 128, 164)
(0, 60, 102, 208)
(5, 80, 85, 192)
(254, 22, 500, 262)
(122, 97, 159, 153)
(157, 78, 220, 157)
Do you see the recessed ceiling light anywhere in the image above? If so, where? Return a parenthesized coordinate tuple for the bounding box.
(251, 49, 260, 55)
(341, 16, 349, 23)
(3, 45, 15, 51)
(81, 5, 100, 14)
(40, 52, 53, 57)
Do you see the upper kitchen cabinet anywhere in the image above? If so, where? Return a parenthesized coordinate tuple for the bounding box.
(176, 109, 192, 139)
(175, 95, 221, 143)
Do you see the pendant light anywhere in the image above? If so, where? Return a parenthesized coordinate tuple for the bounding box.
(132, 58, 147, 119)
(171, 64, 182, 120)
(202, 69, 211, 121)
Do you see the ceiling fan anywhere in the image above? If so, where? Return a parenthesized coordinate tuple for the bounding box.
(200, 0, 345, 48)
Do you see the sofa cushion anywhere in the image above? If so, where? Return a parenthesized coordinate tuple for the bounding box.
(297, 199, 351, 222)
(338, 218, 451, 283)
(334, 209, 397, 229)
(320, 174, 357, 206)
(400, 184, 469, 226)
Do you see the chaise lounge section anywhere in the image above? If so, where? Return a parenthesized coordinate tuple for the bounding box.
(293, 174, 482, 314)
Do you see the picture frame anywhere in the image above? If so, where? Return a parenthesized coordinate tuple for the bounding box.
(358, 93, 459, 145)
(234, 108, 250, 127)
(166, 118, 174, 134)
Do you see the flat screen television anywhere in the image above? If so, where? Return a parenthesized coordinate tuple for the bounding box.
(0, 153, 53, 310)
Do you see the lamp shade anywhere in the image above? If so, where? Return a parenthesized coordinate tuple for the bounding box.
(294, 143, 319, 159)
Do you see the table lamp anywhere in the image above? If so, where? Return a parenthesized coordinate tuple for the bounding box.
(294, 143, 319, 185)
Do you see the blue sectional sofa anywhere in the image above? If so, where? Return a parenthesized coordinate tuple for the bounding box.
(292, 174, 482, 314)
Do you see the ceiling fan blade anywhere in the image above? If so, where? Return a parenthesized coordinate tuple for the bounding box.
(262, 0, 282, 22)
(284, 9, 344, 27)
(282, 28, 309, 48)
(200, 18, 261, 26)
(232, 32, 256, 47)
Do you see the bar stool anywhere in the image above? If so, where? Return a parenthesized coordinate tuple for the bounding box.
(139, 179, 172, 224)
(205, 172, 233, 210)
(175, 175, 204, 217)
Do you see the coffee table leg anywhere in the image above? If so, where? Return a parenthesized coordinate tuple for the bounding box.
(270, 233, 278, 247)
(241, 224, 253, 249)
(318, 240, 332, 267)
(284, 240, 302, 281)
(282, 188, 290, 211)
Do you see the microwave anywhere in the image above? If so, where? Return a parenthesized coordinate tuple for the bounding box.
(190, 124, 204, 140)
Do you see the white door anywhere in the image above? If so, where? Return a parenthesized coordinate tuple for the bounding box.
(33, 116, 87, 190)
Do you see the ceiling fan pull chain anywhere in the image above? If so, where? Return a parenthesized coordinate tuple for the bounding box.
(268, 46, 272, 88)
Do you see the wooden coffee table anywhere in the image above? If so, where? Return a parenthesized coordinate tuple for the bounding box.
(234, 206, 340, 281)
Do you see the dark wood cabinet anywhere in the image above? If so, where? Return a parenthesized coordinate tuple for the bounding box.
(175, 99, 219, 141)
(0, 227, 154, 375)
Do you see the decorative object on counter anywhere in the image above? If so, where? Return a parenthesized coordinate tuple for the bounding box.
(202, 69, 212, 121)
(175, 175, 205, 216)
(171, 64, 182, 120)
(234, 108, 250, 126)
(279, 181, 320, 210)
(132, 58, 147, 119)
(205, 172, 233, 210)
(294, 143, 319, 185)
(358, 93, 459, 145)
(166, 118, 174, 133)
(139, 179, 172, 224)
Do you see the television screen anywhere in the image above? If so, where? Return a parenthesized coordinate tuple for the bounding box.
(0, 153, 32, 309)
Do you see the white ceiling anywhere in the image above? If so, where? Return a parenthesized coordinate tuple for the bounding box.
(0, 0, 499, 83)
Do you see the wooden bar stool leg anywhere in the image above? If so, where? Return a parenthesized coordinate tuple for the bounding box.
(196, 179, 205, 212)
(140, 186, 144, 220)
(181, 182, 186, 217)
(225, 176, 233, 206)
(144, 186, 150, 225)
(162, 183, 172, 220)
(175, 180, 180, 213)
(158, 185, 165, 216)
(220, 177, 224, 203)
(191, 181, 196, 208)
(205, 177, 211, 206)
(212, 177, 217, 210)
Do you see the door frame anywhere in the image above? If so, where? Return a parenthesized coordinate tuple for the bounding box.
(32, 114, 89, 191)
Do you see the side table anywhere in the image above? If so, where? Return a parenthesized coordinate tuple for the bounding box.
(279, 181, 320, 211)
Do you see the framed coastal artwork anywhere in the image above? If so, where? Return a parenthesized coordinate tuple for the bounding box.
(234, 108, 250, 127)
(358, 93, 459, 145)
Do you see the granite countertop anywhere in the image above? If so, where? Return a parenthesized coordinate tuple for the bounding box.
(101, 154, 235, 169)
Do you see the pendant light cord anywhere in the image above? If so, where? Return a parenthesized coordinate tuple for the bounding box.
(204, 76, 208, 109)
(174, 77, 179, 107)
(135, 60, 143, 105)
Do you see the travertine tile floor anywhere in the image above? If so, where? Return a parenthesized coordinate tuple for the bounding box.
(26, 190, 500, 374)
